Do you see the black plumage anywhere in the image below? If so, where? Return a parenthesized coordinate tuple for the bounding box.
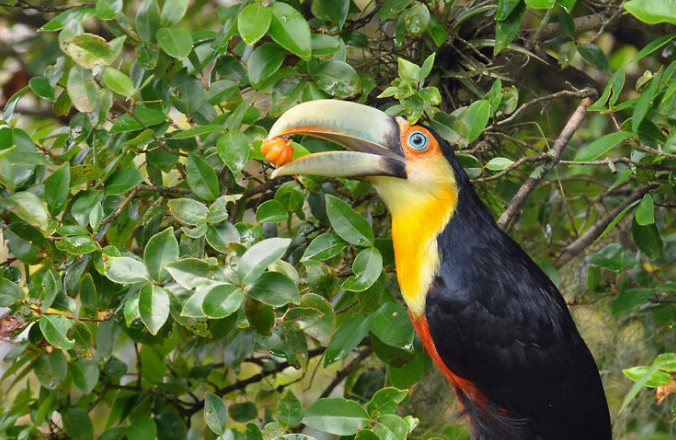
(425, 137, 612, 440)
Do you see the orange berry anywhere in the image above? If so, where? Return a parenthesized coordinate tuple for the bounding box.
(261, 137, 294, 166)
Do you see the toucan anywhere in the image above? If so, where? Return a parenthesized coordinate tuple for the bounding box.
(266, 100, 612, 440)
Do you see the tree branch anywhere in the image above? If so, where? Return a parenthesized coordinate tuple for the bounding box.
(497, 97, 593, 231)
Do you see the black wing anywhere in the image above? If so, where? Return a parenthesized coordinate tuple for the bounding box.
(425, 150, 612, 440)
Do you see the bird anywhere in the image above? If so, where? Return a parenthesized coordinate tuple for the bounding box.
(264, 99, 612, 440)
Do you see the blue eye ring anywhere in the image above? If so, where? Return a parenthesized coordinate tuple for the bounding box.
(407, 130, 429, 151)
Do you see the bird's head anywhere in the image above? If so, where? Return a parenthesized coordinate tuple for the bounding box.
(269, 99, 459, 219)
(268, 99, 461, 315)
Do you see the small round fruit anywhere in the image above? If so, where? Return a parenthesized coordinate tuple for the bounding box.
(261, 137, 294, 165)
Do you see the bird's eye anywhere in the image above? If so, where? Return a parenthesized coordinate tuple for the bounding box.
(407, 131, 428, 151)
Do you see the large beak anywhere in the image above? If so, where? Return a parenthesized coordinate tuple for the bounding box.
(268, 100, 407, 179)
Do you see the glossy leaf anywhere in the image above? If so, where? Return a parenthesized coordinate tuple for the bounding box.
(268, 2, 311, 58)
(277, 390, 303, 427)
(301, 233, 347, 261)
(144, 227, 179, 281)
(39, 314, 75, 350)
(157, 27, 193, 59)
(624, 0, 676, 24)
(217, 130, 250, 174)
(103, 67, 135, 97)
(202, 283, 244, 319)
(325, 194, 374, 246)
(238, 4, 272, 45)
(341, 247, 383, 292)
(105, 256, 151, 284)
(248, 272, 300, 306)
(302, 398, 369, 435)
(574, 131, 632, 161)
(205, 392, 227, 435)
(325, 314, 370, 365)
(313, 61, 361, 98)
(139, 284, 170, 335)
(186, 154, 219, 201)
(238, 237, 291, 284)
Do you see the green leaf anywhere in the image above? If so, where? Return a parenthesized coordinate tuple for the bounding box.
(172, 125, 225, 139)
(186, 154, 219, 201)
(105, 256, 151, 284)
(206, 222, 240, 253)
(613, 287, 653, 315)
(623, 365, 673, 387)
(6, 191, 50, 231)
(494, 2, 526, 54)
(631, 34, 676, 62)
(325, 314, 370, 365)
(310, 34, 341, 57)
(44, 165, 68, 215)
(0, 278, 25, 307)
(136, 0, 161, 41)
(144, 227, 179, 281)
(635, 194, 655, 226)
(40, 6, 95, 31)
(109, 106, 166, 132)
(238, 4, 272, 45)
(485, 157, 514, 171)
(65, 33, 115, 68)
(367, 388, 409, 417)
(313, 60, 362, 98)
(165, 258, 211, 289)
(256, 200, 289, 223)
(39, 314, 75, 350)
(379, 0, 415, 20)
(34, 351, 68, 389)
(63, 407, 94, 440)
(55, 235, 100, 255)
(239, 237, 292, 284)
(277, 390, 303, 428)
(105, 168, 144, 195)
(301, 233, 347, 261)
(67, 65, 98, 113)
(632, 220, 663, 259)
(103, 67, 135, 97)
(589, 243, 623, 272)
(29, 76, 55, 101)
(267, 3, 311, 57)
(205, 392, 228, 435)
(167, 198, 209, 225)
(126, 415, 157, 440)
(202, 283, 244, 319)
(96, 0, 122, 20)
(71, 360, 100, 394)
(247, 43, 287, 87)
(574, 131, 632, 161)
(217, 130, 250, 174)
(578, 43, 609, 72)
(157, 27, 193, 59)
(138, 284, 170, 335)
(325, 194, 374, 246)
(369, 302, 414, 350)
(341, 247, 383, 292)
(526, 0, 555, 8)
(404, 3, 430, 36)
(624, 0, 676, 24)
(302, 398, 369, 436)
(161, 0, 188, 25)
(464, 99, 491, 143)
(229, 402, 258, 422)
(496, 0, 522, 20)
(248, 272, 300, 306)
(632, 68, 661, 133)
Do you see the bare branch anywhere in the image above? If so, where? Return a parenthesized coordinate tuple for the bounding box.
(497, 97, 593, 231)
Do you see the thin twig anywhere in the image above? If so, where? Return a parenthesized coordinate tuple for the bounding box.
(320, 347, 373, 398)
(554, 184, 658, 267)
(495, 89, 596, 127)
(497, 97, 593, 231)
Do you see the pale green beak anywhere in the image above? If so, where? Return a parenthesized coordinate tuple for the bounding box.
(268, 100, 407, 179)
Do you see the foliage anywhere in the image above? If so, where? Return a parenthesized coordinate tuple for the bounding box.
(0, 0, 674, 439)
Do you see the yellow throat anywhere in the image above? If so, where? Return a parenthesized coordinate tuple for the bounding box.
(370, 155, 458, 316)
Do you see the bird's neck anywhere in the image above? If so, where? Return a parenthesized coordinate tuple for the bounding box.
(370, 158, 458, 316)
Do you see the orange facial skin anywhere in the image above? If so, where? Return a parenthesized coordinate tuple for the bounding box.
(261, 137, 294, 165)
